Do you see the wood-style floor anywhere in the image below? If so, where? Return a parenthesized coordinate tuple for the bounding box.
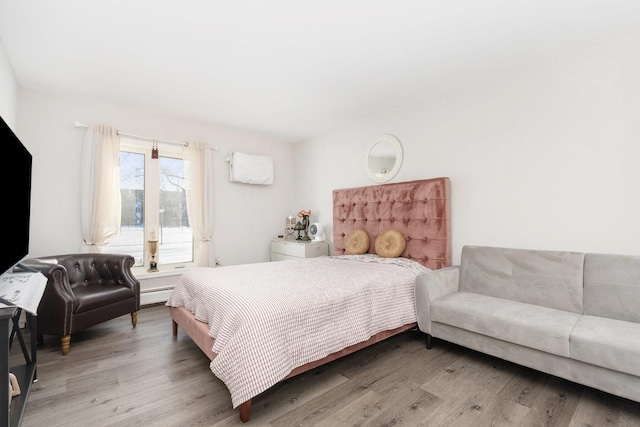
(12, 304, 640, 427)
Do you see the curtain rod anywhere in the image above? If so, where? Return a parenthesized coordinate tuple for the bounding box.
(74, 121, 219, 151)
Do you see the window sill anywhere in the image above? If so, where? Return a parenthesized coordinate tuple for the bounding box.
(132, 268, 191, 280)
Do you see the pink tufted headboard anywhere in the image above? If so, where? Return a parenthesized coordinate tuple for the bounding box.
(333, 177, 451, 270)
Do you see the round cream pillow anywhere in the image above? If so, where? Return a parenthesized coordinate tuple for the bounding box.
(344, 229, 370, 255)
(375, 229, 406, 258)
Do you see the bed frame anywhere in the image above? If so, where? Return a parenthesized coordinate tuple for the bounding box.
(170, 177, 451, 422)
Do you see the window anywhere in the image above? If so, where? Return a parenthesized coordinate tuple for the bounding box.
(104, 138, 195, 271)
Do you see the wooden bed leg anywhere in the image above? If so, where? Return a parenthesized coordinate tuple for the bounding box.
(238, 400, 252, 423)
(426, 334, 432, 349)
(172, 320, 178, 336)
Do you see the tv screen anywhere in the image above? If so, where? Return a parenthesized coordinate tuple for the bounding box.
(0, 116, 32, 276)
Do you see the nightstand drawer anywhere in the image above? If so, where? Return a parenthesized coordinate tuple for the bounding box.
(271, 240, 329, 261)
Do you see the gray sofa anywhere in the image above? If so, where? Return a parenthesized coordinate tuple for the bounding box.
(415, 245, 640, 403)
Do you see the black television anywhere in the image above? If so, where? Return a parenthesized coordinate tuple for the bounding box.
(0, 116, 32, 277)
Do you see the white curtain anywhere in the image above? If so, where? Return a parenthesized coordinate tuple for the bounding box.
(80, 124, 121, 253)
(183, 141, 214, 266)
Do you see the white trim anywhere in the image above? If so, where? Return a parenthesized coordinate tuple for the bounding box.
(134, 268, 190, 280)
(140, 288, 174, 306)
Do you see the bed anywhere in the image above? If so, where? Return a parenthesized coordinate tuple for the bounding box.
(167, 177, 451, 422)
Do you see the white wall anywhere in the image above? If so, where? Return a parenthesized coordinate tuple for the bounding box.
(295, 31, 640, 264)
(0, 39, 18, 126)
(17, 89, 296, 267)
(7, 30, 640, 273)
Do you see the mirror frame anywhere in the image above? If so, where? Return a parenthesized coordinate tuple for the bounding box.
(365, 134, 403, 183)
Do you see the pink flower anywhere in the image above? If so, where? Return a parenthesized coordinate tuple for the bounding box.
(297, 209, 311, 217)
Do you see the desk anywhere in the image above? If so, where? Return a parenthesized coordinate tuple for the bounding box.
(0, 271, 45, 426)
(0, 307, 37, 426)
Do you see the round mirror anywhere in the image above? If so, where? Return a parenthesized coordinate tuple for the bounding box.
(365, 134, 403, 183)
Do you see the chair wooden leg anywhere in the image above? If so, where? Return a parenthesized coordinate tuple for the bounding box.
(131, 311, 138, 327)
(61, 335, 71, 356)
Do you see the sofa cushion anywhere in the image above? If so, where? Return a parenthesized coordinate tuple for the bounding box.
(459, 246, 585, 313)
(73, 284, 137, 312)
(431, 292, 581, 357)
(584, 253, 640, 323)
(571, 315, 640, 378)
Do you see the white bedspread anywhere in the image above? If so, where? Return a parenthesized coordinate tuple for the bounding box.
(166, 255, 429, 407)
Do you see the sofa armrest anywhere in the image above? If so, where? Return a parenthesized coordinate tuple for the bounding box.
(20, 258, 77, 323)
(415, 265, 460, 334)
(111, 255, 140, 309)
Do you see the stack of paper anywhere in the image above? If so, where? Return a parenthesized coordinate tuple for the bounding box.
(0, 271, 47, 315)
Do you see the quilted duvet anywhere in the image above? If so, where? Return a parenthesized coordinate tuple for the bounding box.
(166, 255, 429, 407)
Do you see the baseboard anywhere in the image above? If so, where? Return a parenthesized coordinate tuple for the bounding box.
(140, 288, 174, 306)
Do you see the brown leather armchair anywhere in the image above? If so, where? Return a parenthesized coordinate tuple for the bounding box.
(21, 253, 140, 355)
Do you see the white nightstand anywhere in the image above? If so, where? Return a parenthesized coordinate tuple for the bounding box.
(270, 239, 330, 261)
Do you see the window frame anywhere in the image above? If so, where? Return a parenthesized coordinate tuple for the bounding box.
(116, 137, 197, 275)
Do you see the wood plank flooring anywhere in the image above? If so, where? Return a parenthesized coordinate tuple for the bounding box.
(11, 304, 640, 426)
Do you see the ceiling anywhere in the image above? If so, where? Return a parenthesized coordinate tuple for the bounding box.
(2, 1, 640, 142)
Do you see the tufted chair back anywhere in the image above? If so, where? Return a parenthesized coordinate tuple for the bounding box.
(21, 253, 140, 355)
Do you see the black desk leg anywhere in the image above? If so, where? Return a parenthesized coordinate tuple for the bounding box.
(27, 313, 36, 382)
(0, 313, 12, 426)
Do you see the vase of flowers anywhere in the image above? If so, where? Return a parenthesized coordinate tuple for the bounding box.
(298, 209, 311, 241)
